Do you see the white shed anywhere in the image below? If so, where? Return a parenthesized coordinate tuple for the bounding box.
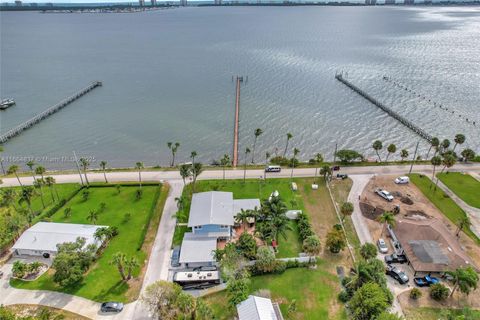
(12, 222, 106, 258)
(237, 295, 283, 320)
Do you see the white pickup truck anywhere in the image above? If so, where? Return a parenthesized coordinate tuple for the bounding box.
(375, 188, 394, 202)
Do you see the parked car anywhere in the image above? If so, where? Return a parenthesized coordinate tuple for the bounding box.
(377, 238, 388, 254)
(171, 246, 181, 267)
(384, 253, 408, 264)
(100, 302, 124, 313)
(333, 166, 340, 171)
(337, 173, 348, 179)
(394, 176, 410, 184)
(265, 165, 281, 172)
(386, 265, 409, 284)
(414, 275, 439, 287)
(375, 188, 394, 202)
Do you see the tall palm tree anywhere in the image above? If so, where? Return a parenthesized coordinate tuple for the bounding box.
(79, 158, 90, 185)
(446, 267, 478, 298)
(0, 145, 5, 175)
(313, 153, 323, 184)
(167, 142, 181, 167)
(44, 176, 57, 202)
(100, 161, 108, 183)
(135, 162, 144, 188)
(385, 144, 396, 162)
(7, 165, 22, 187)
(430, 156, 442, 188)
(427, 137, 439, 158)
(33, 178, 46, 209)
(179, 164, 191, 186)
(440, 139, 450, 155)
(26, 160, 36, 182)
(372, 140, 383, 162)
(191, 162, 203, 193)
(110, 252, 127, 281)
(1, 189, 18, 210)
(220, 154, 230, 181)
(125, 256, 139, 280)
(35, 166, 46, 181)
(377, 211, 395, 232)
(251, 128, 263, 164)
(19, 186, 36, 217)
(87, 210, 99, 225)
(291, 148, 300, 180)
(243, 148, 251, 183)
(190, 151, 197, 182)
(440, 153, 456, 174)
(455, 216, 471, 237)
(264, 151, 271, 182)
(283, 133, 293, 157)
(235, 209, 252, 230)
(452, 134, 466, 152)
(320, 164, 331, 182)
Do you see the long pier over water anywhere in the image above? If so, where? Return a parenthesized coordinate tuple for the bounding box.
(232, 76, 243, 167)
(0, 81, 102, 144)
(335, 73, 433, 143)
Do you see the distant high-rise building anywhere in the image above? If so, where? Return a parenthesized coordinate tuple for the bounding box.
(365, 0, 370, 4)
(214, 0, 222, 4)
(370, 0, 377, 4)
(14, 0, 22, 6)
(404, 0, 414, 4)
(151, 0, 156, 5)
(385, 0, 395, 4)
(180, 0, 187, 5)
(139, 0, 145, 6)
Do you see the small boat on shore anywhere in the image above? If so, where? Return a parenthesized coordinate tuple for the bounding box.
(0, 98, 15, 110)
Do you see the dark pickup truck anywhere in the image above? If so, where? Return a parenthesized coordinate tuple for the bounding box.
(384, 253, 408, 264)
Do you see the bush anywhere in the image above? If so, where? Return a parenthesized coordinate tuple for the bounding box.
(270, 156, 290, 166)
(135, 189, 143, 200)
(12, 261, 27, 278)
(430, 283, 449, 301)
(273, 261, 287, 274)
(236, 232, 257, 260)
(338, 290, 350, 303)
(360, 243, 378, 260)
(297, 213, 315, 241)
(410, 288, 422, 300)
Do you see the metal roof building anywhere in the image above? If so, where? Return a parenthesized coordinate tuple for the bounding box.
(237, 295, 283, 320)
(178, 232, 217, 267)
(12, 222, 106, 257)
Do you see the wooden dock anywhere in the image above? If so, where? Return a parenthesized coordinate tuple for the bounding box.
(335, 73, 432, 143)
(0, 81, 102, 144)
(232, 76, 243, 167)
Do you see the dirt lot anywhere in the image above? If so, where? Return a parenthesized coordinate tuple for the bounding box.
(361, 175, 480, 262)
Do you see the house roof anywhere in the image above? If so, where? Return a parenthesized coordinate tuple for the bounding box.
(179, 233, 217, 264)
(12, 222, 107, 253)
(394, 219, 477, 273)
(237, 295, 279, 320)
(187, 192, 260, 227)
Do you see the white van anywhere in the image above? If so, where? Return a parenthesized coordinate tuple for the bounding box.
(265, 165, 281, 173)
(394, 176, 410, 184)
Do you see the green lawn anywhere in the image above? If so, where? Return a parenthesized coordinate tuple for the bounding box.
(404, 307, 480, 320)
(203, 260, 347, 320)
(409, 174, 480, 243)
(173, 179, 305, 256)
(11, 184, 163, 302)
(437, 172, 480, 209)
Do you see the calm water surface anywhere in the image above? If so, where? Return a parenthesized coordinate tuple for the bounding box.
(1, 6, 479, 169)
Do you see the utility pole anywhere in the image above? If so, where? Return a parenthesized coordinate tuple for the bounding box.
(408, 141, 420, 175)
(333, 142, 338, 165)
(72, 151, 84, 186)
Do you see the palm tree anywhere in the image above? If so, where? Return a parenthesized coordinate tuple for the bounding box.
(26, 160, 36, 182)
(291, 148, 300, 180)
(340, 202, 354, 220)
(235, 209, 251, 230)
(372, 140, 383, 162)
(251, 128, 263, 164)
(110, 252, 127, 281)
(283, 133, 293, 157)
(220, 154, 230, 181)
(19, 186, 36, 217)
(385, 144, 396, 162)
(167, 142, 181, 167)
(430, 156, 442, 188)
(100, 161, 108, 183)
(125, 256, 139, 280)
(190, 151, 198, 184)
(179, 164, 191, 186)
(455, 216, 471, 237)
(440, 153, 456, 174)
(33, 178, 46, 209)
(440, 139, 450, 155)
(135, 162, 144, 188)
(7, 165, 22, 187)
(320, 164, 331, 182)
(446, 267, 478, 298)
(427, 137, 439, 159)
(303, 235, 321, 263)
(452, 134, 466, 152)
(79, 158, 90, 185)
(243, 148, 251, 183)
(264, 151, 271, 182)
(1, 189, 18, 210)
(35, 166, 46, 181)
(377, 211, 395, 232)
(191, 162, 203, 193)
(400, 149, 409, 161)
(87, 210, 98, 225)
(44, 177, 58, 202)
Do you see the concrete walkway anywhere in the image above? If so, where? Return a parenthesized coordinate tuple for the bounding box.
(435, 178, 480, 239)
(0, 180, 184, 320)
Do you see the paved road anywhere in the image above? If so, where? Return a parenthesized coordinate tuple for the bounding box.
(1, 163, 480, 187)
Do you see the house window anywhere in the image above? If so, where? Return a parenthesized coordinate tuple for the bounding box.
(194, 226, 202, 230)
(220, 225, 229, 229)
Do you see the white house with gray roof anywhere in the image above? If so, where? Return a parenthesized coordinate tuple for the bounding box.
(237, 295, 283, 320)
(179, 191, 260, 267)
